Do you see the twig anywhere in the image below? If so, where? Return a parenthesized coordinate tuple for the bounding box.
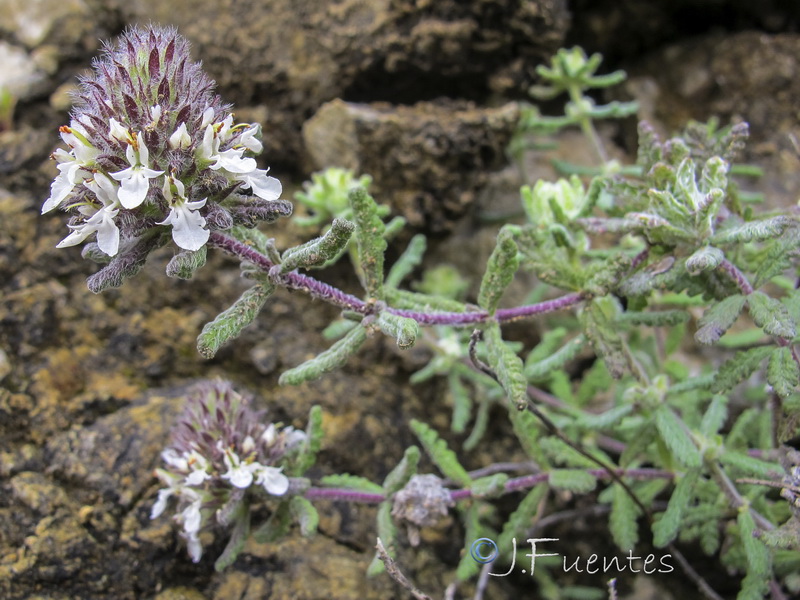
(668, 544, 725, 600)
(375, 538, 432, 600)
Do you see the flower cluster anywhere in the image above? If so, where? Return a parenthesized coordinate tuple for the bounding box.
(151, 380, 306, 562)
(42, 26, 291, 288)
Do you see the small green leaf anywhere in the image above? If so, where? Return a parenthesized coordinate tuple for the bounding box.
(711, 216, 793, 245)
(279, 325, 367, 385)
(685, 245, 724, 276)
(478, 227, 519, 315)
(449, 373, 472, 434)
(699, 395, 728, 436)
(252, 501, 292, 543)
(470, 473, 509, 498)
(291, 405, 324, 476)
(719, 451, 782, 478)
(214, 503, 250, 571)
(382, 446, 420, 495)
(375, 312, 419, 349)
(652, 469, 699, 547)
(290, 496, 319, 537)
(385, 234, 426, 289)
(367, 503, 397, 577)
(498, 483, 549, 553)
(616, 310, 689, 327)
(485, 323, 528, 409)
(409, 420, 471, 487)
(737, 510, 771, 600)
(747, 291, 797, 339)
(279, 218, 354, 273)
(548, 469, 597, 493)
(695, 294, 745, 345)
(197, 282, 276, 358)
(654, 406, 701, 468)
(525, 334, 586, 380)
(609, 483, 639, 551)
(580, 296, 627, 378)
(711, 346, 773, 394)
(455, 503, 486, 582)
(320, 473, 384, 495)
(349, 187, 386, 299)
(768, 346, 800, 399)
(166, 245, 207, 279)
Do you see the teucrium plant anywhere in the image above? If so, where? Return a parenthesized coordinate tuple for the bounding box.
(44, 29, 800, 598)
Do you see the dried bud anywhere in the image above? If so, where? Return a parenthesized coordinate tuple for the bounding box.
(391, 474, 454, 528)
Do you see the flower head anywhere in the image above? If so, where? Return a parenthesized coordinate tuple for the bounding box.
(151, 380, 302, 562)
(43, 25, 292, 291)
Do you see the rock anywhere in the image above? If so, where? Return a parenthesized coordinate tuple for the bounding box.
(123, 0, 569, 170)
(0, 0, 96, 50)
(302, 99, 520, 231)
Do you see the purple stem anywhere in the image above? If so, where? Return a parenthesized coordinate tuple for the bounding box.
(718, 258, 754, 295)
(209, 231, 585, 325)
(306, 468, 674, 505)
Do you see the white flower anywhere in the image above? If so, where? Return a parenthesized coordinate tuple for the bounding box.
(161, 448, 189, 471)
(181, 496, 203, 535)
(238, 124, 263, 153)
(110, 132, 164, 209)
(283, 426, 308, 450)
(235, 169, 282, 201)
(150, 487, 175, 519)
(168, 123, 191, 149)
(220, 450, 256, 489)
(41, 122, 99, 214)
(108, 117, 130, 143)
(184, 530, 203, 563)
(254, 465, 289, 496)
(210, 147, 257, 173)
(184, 450, 211, 486)
(149, 105, 162, 126)
(157, 176, 209, 251)
(56, 174, 121, 256)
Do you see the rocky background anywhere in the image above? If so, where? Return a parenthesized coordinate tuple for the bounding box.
(1, 1, 799, 599)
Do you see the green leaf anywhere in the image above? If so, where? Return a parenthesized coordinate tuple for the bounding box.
(525, 334, 586, 380)
(455, 502, 486, 582)
(711, 215, 793, 245)
(477, 227, 519, 315)
(685, 245, 724, 276)
(290, 496, 319, 537)
(375, 312, 419, 349)
(498, 483, 549, 553)
(279, 325, 368, 385)
(320, 473, 384, 495)
(384, 288, 468, 313)
(291, 405, 324, 476)
(348, 186, 386, 299)
(768, 346, 800, 399)
(577, 403, 634, 429)
(197, 282, 276, 358)
(711, 346, 773, 394)
(654, 406, 701, 468)
(699, 395, 728, 436)
(736, 510, 771, 600)
(719, 451, 782, 478)
(609, 483, 639, 551)
(508, 405, 548, 466)
(449, 373, 472, 434)
(252, 501, 292, 543)
(652, 469, 699, 547)
(548, 469, 597, 493)
(470, 473, 509, 498)
(409, 420, 471, 487)
(616, 310, 689, 327)
(695, 294, 745, 345)
(279, 218, 355, 273)
(385, 234, 426, 289)
(367, 502, 397, 577)
(382, 446, 420, 495)
(214, 503, 250, 571)
(484, 323, 529, 410)
(747, 291, 797, 339)
(166, 245, 207, 279)
(580, 296, 627, 378)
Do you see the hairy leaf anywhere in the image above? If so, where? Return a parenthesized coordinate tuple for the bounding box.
(279, 218, 354, 273)
(711, 216, 793, 245)
(449, 373, 472, 434)
(385, 234, 426, 289)
(525, 334, 586, 380)
(252, 501, 292, 543)
(384, 288, 468, 314)
(609, 483, 640, 551)
(166, 245, 207, 279)
(580, 296, 627, 378)
(291, 405, 324, 476)
(737, 510, 771, 600)
(376, 312, 419, 349)
(699, 395, 728, 436)
(711, 346, 773, 394)
(719, 451, 782, 479)
(685, 245, 724, 276)
(747, 291, 796, 339)
(409, 420, 471, 487)
(382, 445, 421, 495)
(498, 483, 549, 553)
(470, 473, 509, 498)
(654, 406, 701, 468)
(290, 496, 319, 537)
(197, 282, 276, 358)
(695, 294, 745, 345)
(367, 502, 397, 576)
(767, 346, 800, 399)
(478, 227, 519, 315)
(348, 186, 386, 299)
(652, 468, 699, 547)
(548, 469, 597, 493)
(320, 473, 385, 494)
(456, 503, 486, 582)
(616, 310, 689, 327)
(214, 503, 250, 571)
(279, 325, 367, 385)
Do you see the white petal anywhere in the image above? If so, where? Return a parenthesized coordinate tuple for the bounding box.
(150, 488, 174, 519)
(158, 201, 209, 251)
(95, 209, 120, 256)
(118, 173, 151, 209)
(239, 125, 263, 153)
(108, 117, 129, 142)
(56, 226, 93, 248)
(255, 466, 289, 496)
(182, 501, 202, 534)
(185, 531, 203, 562)
(162, 449, 189, 471)
(168, 123, 191, 150)
(212, 148, 257, 174)
(239, 170, 282, 201)
(185, 469, 210, 486)
(42, 169, 77, 213)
